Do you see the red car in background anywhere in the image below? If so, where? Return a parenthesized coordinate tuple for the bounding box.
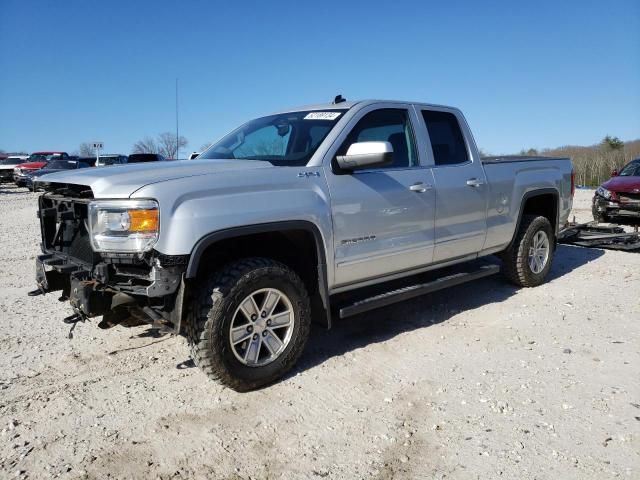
(13, 152, 69, 187)
(593, 158, 640, 224)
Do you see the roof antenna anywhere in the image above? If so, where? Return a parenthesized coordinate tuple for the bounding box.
(333, 94, 346, 104)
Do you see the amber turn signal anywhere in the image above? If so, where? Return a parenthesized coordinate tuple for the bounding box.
(128, 209, 159, 232)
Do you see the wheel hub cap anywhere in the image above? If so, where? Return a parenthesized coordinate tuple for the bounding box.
(229, 288, 295, 367)
(528, 230, 550, 274)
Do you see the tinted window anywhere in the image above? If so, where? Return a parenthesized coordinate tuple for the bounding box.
(422, 110, 469, 166)
(619, 161, 640, 177)
(0, 158, 25, 165)
(128, 154, 162, 163)
(338, 109, 417, 168)
(47, 160, 78, 169)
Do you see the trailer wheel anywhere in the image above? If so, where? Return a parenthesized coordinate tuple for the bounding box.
(501, 215, 554, 287)
(187, 257, 311, 391)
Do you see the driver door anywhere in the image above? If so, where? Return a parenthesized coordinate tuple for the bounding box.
(324, 106, 436, 288)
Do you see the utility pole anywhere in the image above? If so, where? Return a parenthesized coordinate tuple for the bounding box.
(175, 78, 179, 160)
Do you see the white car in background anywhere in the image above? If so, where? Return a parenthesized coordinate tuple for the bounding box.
(0, 155, 29, 182)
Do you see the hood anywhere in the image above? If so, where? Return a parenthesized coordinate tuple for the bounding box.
(17, 161, 47, 170)
(602, 175, 640, 193)
(37, 159, 273, 197)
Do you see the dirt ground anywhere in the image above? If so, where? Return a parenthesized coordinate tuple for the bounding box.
(0, 186, 638, 479)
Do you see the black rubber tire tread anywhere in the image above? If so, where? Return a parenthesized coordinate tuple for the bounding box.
(501, 215, 554, 288)
(187, 257, 311, 392)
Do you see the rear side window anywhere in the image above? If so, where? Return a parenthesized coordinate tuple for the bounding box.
(421, 110, 469, 166)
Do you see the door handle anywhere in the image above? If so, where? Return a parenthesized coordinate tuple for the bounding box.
(466, 178, 485, 187)
(409, 182, 432, 193)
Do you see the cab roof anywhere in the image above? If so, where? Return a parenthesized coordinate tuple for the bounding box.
(272, 99, 456, 115)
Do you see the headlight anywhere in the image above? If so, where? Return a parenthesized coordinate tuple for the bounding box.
(596, 186, 614, 200)
(88, 199, 159, 252)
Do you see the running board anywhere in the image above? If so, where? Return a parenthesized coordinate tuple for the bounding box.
(338, 263, 500, 319)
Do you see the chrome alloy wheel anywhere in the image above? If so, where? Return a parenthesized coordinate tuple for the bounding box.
(528, 230, 550, 274)
(229, 288, 295, 367)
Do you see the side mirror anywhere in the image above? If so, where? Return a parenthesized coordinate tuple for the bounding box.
(335, 141, 393, 171)
(611, 169, 618, 177)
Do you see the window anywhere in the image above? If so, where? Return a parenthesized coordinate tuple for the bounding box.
(337, 109, 417, 169)
(233, 124, 291, 159)
(200, 110, 343, 166)
(619, 161, 640, 177)
(421, 110, 469, 166)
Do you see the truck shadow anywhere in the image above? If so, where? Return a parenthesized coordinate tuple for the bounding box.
(291, 244, 605, 378)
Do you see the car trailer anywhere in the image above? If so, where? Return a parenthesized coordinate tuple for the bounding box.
(558, 221, 640, 251)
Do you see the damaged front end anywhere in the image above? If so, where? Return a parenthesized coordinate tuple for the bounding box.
(593, 188, 640, 223)
(32, 183, 188, 335)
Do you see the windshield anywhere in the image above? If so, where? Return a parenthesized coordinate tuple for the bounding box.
(0, 158, 25, 165)
(619, 162, 640, 177)
(200, 110, 344, 166)
(47, 160, 77, 170)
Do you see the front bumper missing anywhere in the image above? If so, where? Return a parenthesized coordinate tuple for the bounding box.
(34, 253, 187, 333)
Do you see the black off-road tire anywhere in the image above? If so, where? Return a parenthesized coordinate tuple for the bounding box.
(187, 257, 311, 392)
(501, 215, 554, 287)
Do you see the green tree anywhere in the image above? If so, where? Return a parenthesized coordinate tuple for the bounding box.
(519, 148, 539, 156)
(601, 135, 624, 150)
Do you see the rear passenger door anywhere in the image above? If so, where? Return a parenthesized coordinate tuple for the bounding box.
(419, 109, 488, 262)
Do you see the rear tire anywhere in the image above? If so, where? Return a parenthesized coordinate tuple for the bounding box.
(501, 215, 554, 287)
(187, 257, 311, 391)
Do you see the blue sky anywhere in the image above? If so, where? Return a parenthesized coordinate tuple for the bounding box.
(1, 0, 638, 156)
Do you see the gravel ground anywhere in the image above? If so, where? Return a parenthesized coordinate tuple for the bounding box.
(0, 185, 638, 480)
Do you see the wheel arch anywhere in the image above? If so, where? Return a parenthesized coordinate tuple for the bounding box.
(508, 188, 560, 250)
(185, 220, 331, 328)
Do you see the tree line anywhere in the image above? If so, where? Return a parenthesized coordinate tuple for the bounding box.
(511, 136, 640, 187)
(77, 132, 189, 160)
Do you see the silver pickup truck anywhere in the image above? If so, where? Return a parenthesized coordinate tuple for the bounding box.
(32, 99, 574, 391)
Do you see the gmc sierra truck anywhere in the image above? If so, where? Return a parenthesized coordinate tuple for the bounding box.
(31, 99, 574, 391)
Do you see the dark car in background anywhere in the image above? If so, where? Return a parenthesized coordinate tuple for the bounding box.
(26, 158, 92, 191)
(127, 153, 167, 163)
(77, 156, 98, 167)
(593, 158, 640, 224)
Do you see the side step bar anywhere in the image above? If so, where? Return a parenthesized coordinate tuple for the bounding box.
(338, 264, 500, 319)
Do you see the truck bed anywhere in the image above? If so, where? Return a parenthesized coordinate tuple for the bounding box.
(479, 155, 574, 253)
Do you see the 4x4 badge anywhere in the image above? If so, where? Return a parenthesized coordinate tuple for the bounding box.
(298, 171, 320, 178)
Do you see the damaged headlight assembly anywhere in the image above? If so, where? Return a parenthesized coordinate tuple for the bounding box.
(88, 199, 159, 253)
(596, 186, 615, 200)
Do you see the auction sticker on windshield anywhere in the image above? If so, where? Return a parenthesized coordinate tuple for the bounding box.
(304, 112, 342, 120)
